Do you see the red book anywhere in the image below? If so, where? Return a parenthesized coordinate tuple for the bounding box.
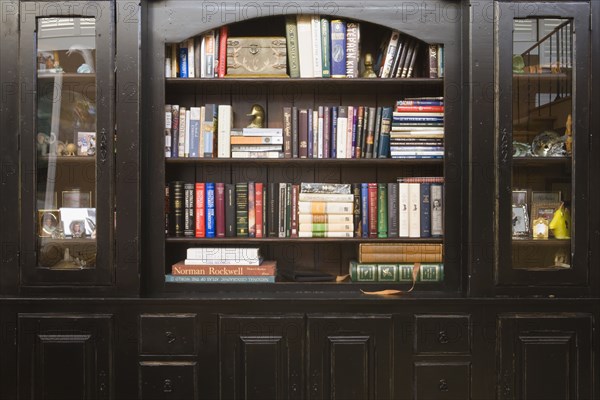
(217, 26, 228, 78)
(195, 183, 206, 237)
(290, 184, 299, 237)
(248, 182, 256, 237)
(172, 260, 277, 276)
(368, 182, 378, 238)
(215, 183, 225, 238)
(395, 105, 444, 113)
(255, 182, 264, 238)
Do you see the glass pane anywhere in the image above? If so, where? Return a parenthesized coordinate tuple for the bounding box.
(511, 18, 573, 270)
(36, 17, 97, 269)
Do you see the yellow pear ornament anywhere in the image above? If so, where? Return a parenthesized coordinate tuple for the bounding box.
(548, 202, 571, 239)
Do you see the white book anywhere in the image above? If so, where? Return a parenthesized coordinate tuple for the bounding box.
(231, 151, 283, 159)
(336, 107, 348, 158)
(241, 128, 283, 137)
(296, 15, 314, 78)
(187, 38, 195, 78)
(398, 182, 409, 237)
(408, 182, 421, 238)
(186, 247, 261, 260)
(317, 106, 324, 158)
(165, 56, 171, 78)
(184, 258, 262, 266)
(298, 193, 354, 202)
(298, 214, 353, 224)
(298, 231, 353, 238)
(164, 106, 172, 157)
(184, 109, 191, 157)
(178, 107, 186, 157)
(201, 31, 215, 78)
(298, 223, 354, 232)
(217, 104, 232, 158)
(298, 201, 353, 214)
(230, 145, 283, 152)
(346, 105, 354, 158)
(311, 15, 322, 78)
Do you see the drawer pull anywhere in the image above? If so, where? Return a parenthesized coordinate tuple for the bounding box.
(165, 331, 176, 343)
(438, 330, 449, 344)
(163, 378, 173, 393)
(439, 378, 449, 392)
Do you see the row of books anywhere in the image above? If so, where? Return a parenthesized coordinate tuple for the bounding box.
(391, 98, 444, 158)
(349, 261, 444, 283)
(378, 30, 444, 79)
(166, 16, 442, 79)
(165, 103, 431, 159)
(166, 180, 443, 239)
(167, 247, 277, 283)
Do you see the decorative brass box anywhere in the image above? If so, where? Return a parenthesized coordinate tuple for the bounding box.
(226, 37, 288, 77)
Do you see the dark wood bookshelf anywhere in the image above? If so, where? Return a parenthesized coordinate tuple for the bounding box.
(166, 77, 444, 85)
(165, 157, 444, 166)
(513, 156, 571, 167)
(166, 237, 444, 244)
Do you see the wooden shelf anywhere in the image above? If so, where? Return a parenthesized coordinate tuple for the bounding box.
(512, 238, 570, 246)
(166, 237, 443, 244)
(166, 77, 443, 86)
(513, 157, 571, 167)
(166, 157, 443, 166)
(39, 155, 95, 163)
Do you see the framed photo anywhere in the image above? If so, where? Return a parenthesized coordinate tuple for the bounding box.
(38, 209, 60, 237)
(59, 207, 96, 238)
(531, 202, 560, 236)
(512, 190, 528, 207)
(77, 131, 96, 156)
(531, 191, 561, 204)
(532, 217, 549, 239)
(511, 204, 529, 237)
(62, 190, 92, 208)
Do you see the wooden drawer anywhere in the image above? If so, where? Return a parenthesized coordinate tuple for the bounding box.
(139, 361, 198, 400)
(414, 314, 470, 354)
(139, 314, 196, 355)
(414, 362, 471, 400)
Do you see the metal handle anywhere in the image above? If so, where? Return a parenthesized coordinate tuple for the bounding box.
(163, 379, 173, 393)
(165, 331, 176, 344)
(438, 330, 449, 344)
(99, 128, 108, 164)
(439, 378, 449, 391)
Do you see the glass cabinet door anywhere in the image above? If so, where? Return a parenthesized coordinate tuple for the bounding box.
(20, 2, 114, 286)
(496, 2, 590, 288)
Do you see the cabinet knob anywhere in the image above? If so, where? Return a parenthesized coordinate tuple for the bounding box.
(165, 331, 176, 343)
(99, 128, 108, 164)
(163, 378, 173, 393)
(438, 330, 449, 344)
(439, 378, 449, 392)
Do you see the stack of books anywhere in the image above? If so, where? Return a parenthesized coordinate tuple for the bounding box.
(349, 261, 444, 283)
(166, 247, 277, 283)
(230, 128, 284, 158)
(298, 183, 354, 238)
(390, 98, 444, 159)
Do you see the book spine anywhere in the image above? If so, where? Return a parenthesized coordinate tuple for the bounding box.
(312, 109, 319, 158)
(171, 43, 179, 77)
(396, 105, 445, 113)
(398, 182, 409, 237)
(310, 16, 322, 79)
(298, 231, 353, 238)
(330, 20, 346, 78)
(268, 182, 279, 237)
(235, 183, 249, 237)
(202, 31, 215, 78)
(205, 183, 215, 237)
(390, 35, 404, 78)
(165, 105, 172, 157)
(320, 18, 331, 77)
(298, 193, 354, 202)
(187, 38, 195, 78)
(372, 107, 382, 159)
(285, 16, 300, 78)
(194, 37, 201, 78)
(394, 37, 413, 78)
(278, 183, 287, 238)
(323, 106, 330, 158)
(285, 183, 292, 237)
(347, 106, 355, 158)
(179, 47, 188, 78)
(297, 202, 353, 214)
(438, 46, 444, 78)
(361, 183, 369, 238)
(169, 181, 184, 237)
(408, 182, 421, 238)
(377, 183, 388, 238)
(307, 108, 314, 158)
(359, 252, 443, 263)
(296, 15, 314, 78)
(255, 182, 263, 238)
(379, 30, 400, 78)
(172, 263, 276, 276)
(298, 108, 309, 158)
(225, 183, 235, 237)
(430, 183, 443, 237)
(178, 107, 186, 157)
(189, 107, 200, 157)
(355, 106, 364, 158)
(195, 183, 206, 237)
(365, 107, 376, 158)
(198, 106, 205, 157)
(203, 104, 216, 157)
(248, 182, 256, 238)
(299, 183, 352, 194)
(420, 183, 431, 238)
(368, 183, 378, 238)
(215, 183, 225, 238)
(349, 261, 377, 282)
(317, 107, 324, 159)
(217, 105, 232, 158)
(184, 183, 195, 237)
(330, 106, 338, 158)
(336, 106, 347, 158)
(387, 183, 399, 237)
(299, 223, 354, 232)
(165, 185, 169, 235)
(217, 26, 228, 77)
(399, 263, 444, 282)
(292, 106, 299, 158)
(378, 107, 392, 158)
(166, 275, 275, 283)
(291, 184, 299, 237)
(406, 41, 420, 78)
(345, 22, 360, 78)
(352, 183, 362, 237)
(283, 106, 292, 158)
(171, 105, 180, 158)
(298, 214, 353, 223)
(360, 107, 368, 158)
(165, 44, 172, 78)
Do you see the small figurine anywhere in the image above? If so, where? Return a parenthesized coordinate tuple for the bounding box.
(65, 142, 77, 156)
(549, 202, 571, 239)
(246, 104, 265, 128)
(564, 114, 573, 155)
(361, 53, 377, 78)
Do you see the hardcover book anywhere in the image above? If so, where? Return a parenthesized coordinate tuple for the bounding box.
(345, 22, 360, 78)
(195, 183, 206, 237)
(184, 183, 195, 237)
(215, 183, 225, 238)
(330, 20, 347, 78)
(169, 181, 184, 237)
(225, 183, 235, 237)
(205, 183, 216, 238)
(226, 37, 288, 77)
(172, 260, 277, 276)
(320, 18, 331, 77)
(285, 16, 300, 78)
(235, 183, 249, 237)
(296, 15, 314, 78)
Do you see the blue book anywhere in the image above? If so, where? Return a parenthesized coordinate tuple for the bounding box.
(189, 107, 201, 157)
(166, 275, 275, 283)
(205, 182, 216, 237)
(307, 108, 314, 158)
(361, 183, 369, 238)
(203, 104, 217, 157)
(330, 20, 347, 78)
(377, 107, 392, 158)
(420, 183, 431, 238)
(178, 47, 188, 78)
(331, 106, 338, 158)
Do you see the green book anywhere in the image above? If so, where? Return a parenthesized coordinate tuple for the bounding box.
(377, 183, 388, 238)
(285, 16, 300, 78)
(349, 261, 444, 283)
(398, 263, 444, 282)
(235, 183, 248, 237)
(349, 261, 377, 282)
(320, 17, 331, 77)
